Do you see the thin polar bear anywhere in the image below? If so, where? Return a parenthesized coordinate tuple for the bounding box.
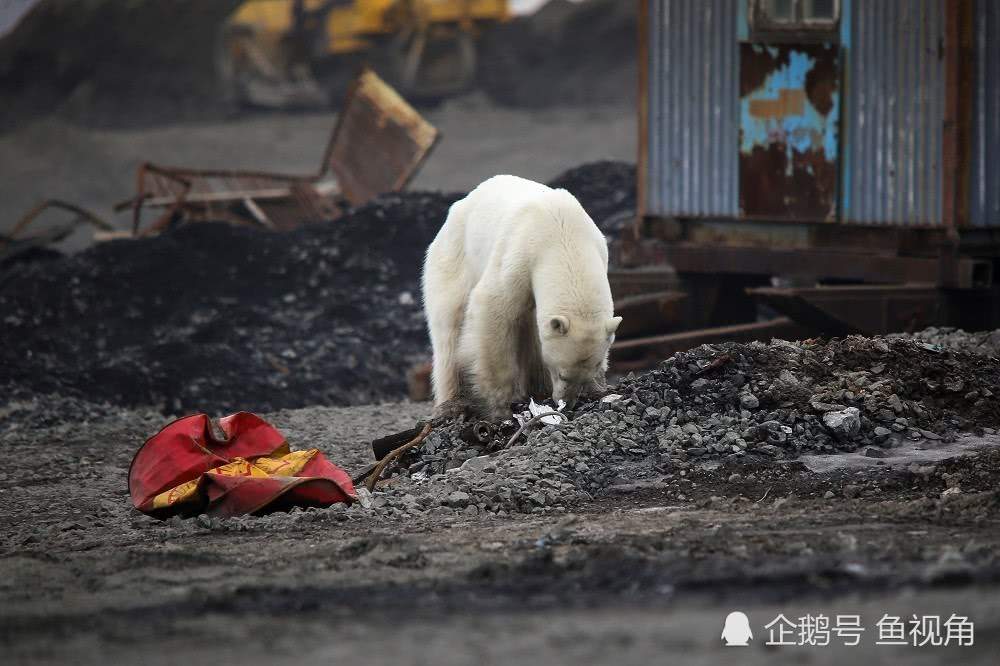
(422, 175, 622, 419)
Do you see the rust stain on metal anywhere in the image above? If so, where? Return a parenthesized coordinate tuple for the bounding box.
(748, 89, 806, 118)
(739, 44, 791, 97)
(739, 43, 840, 221)
(324, 68, 440, 206)
(804, 49, 837, 116)
(740, 144, 838, 220)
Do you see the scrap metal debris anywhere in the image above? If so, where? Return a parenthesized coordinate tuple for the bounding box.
(117, 68, 439, 236)
(459, 420, 496, 446)
(1, 199, 112, 267)
(506, 410, 568, 448)
(363, 422, 432, 492)
(694, 353, 733, 376)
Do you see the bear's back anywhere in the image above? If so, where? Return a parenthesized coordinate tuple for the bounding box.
(459, 175, 603, 271)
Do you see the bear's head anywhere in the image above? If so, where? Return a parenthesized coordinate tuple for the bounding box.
(539, 313, 622, 406)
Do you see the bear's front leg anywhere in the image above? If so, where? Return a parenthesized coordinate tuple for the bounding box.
(461, 285, 521, 420)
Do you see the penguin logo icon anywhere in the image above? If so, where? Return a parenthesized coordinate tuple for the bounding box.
(721, 611, 753, 646)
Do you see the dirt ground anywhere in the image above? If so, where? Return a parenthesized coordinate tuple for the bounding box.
(0, 95, 635, 249)
(2, 395, 999, 664)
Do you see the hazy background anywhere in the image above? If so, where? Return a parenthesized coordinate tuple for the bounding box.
(0, 0, 634, 248)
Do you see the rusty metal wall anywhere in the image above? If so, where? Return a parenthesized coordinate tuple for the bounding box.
(842, 0, 944, 226)
(971, 0, 1000, 227)
(739, 43, 841, 222)
(645, 0, 739, 218)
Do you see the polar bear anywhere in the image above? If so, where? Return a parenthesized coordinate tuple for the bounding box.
(422, 175, 622, 419)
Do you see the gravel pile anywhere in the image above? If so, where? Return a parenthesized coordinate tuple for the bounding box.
(890, 327, 1000, 358)
(363, 335, 1000, 517)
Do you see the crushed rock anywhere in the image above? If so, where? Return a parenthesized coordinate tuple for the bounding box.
(890, 327, 1000, 358)
(361, 335, 1000, 517)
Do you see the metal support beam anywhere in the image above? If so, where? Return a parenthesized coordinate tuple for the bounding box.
(617, 240, 992, 288)
(747, 284, 945, 336)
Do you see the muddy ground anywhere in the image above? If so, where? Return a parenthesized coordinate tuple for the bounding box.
(2, 386, 999, 664)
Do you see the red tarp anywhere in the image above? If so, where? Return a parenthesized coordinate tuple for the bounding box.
(129, 412, 356, 518)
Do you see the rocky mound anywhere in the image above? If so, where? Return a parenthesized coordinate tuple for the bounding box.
(890, 327, 1000, 358)
(367, 335, 1000, 516)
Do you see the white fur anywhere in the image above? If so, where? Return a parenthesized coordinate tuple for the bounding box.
(422, 175, 621, 418)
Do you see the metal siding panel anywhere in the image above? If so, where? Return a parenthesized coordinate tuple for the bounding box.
(844, 0, 944, 226)
(971, 0, 1000, 227)
(645, 0, 739, 218)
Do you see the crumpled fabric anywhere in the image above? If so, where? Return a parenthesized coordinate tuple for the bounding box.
(129, 412, 355, 518)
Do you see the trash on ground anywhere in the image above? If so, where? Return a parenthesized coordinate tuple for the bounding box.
(1, 199, 112, 268)
(519, 397, 566, 426)
(128, 411, 355, 518)
(116, 69, 439, 236)
(363, 422, 432, 491)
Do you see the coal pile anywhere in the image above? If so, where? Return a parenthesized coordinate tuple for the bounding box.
(478, 0, 636, 108)
(0, 0, 243, 131)
(365, 335, 1000, 517)
(547, 161, 635, 239)
(1, 192, 461, 414)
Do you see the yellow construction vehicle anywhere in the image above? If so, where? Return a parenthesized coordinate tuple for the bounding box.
(219, 0, 509, 106)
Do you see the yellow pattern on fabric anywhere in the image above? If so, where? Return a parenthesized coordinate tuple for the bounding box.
(149, 451, 317, 509)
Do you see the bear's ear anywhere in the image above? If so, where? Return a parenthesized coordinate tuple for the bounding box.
(549, 316, 570, 336)
(606, 316, 622, 337)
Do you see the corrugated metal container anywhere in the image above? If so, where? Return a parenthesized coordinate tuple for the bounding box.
(645, 0, 739, 218)
(971, 0, 1000, 227)
(843, 0, 945, 226)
